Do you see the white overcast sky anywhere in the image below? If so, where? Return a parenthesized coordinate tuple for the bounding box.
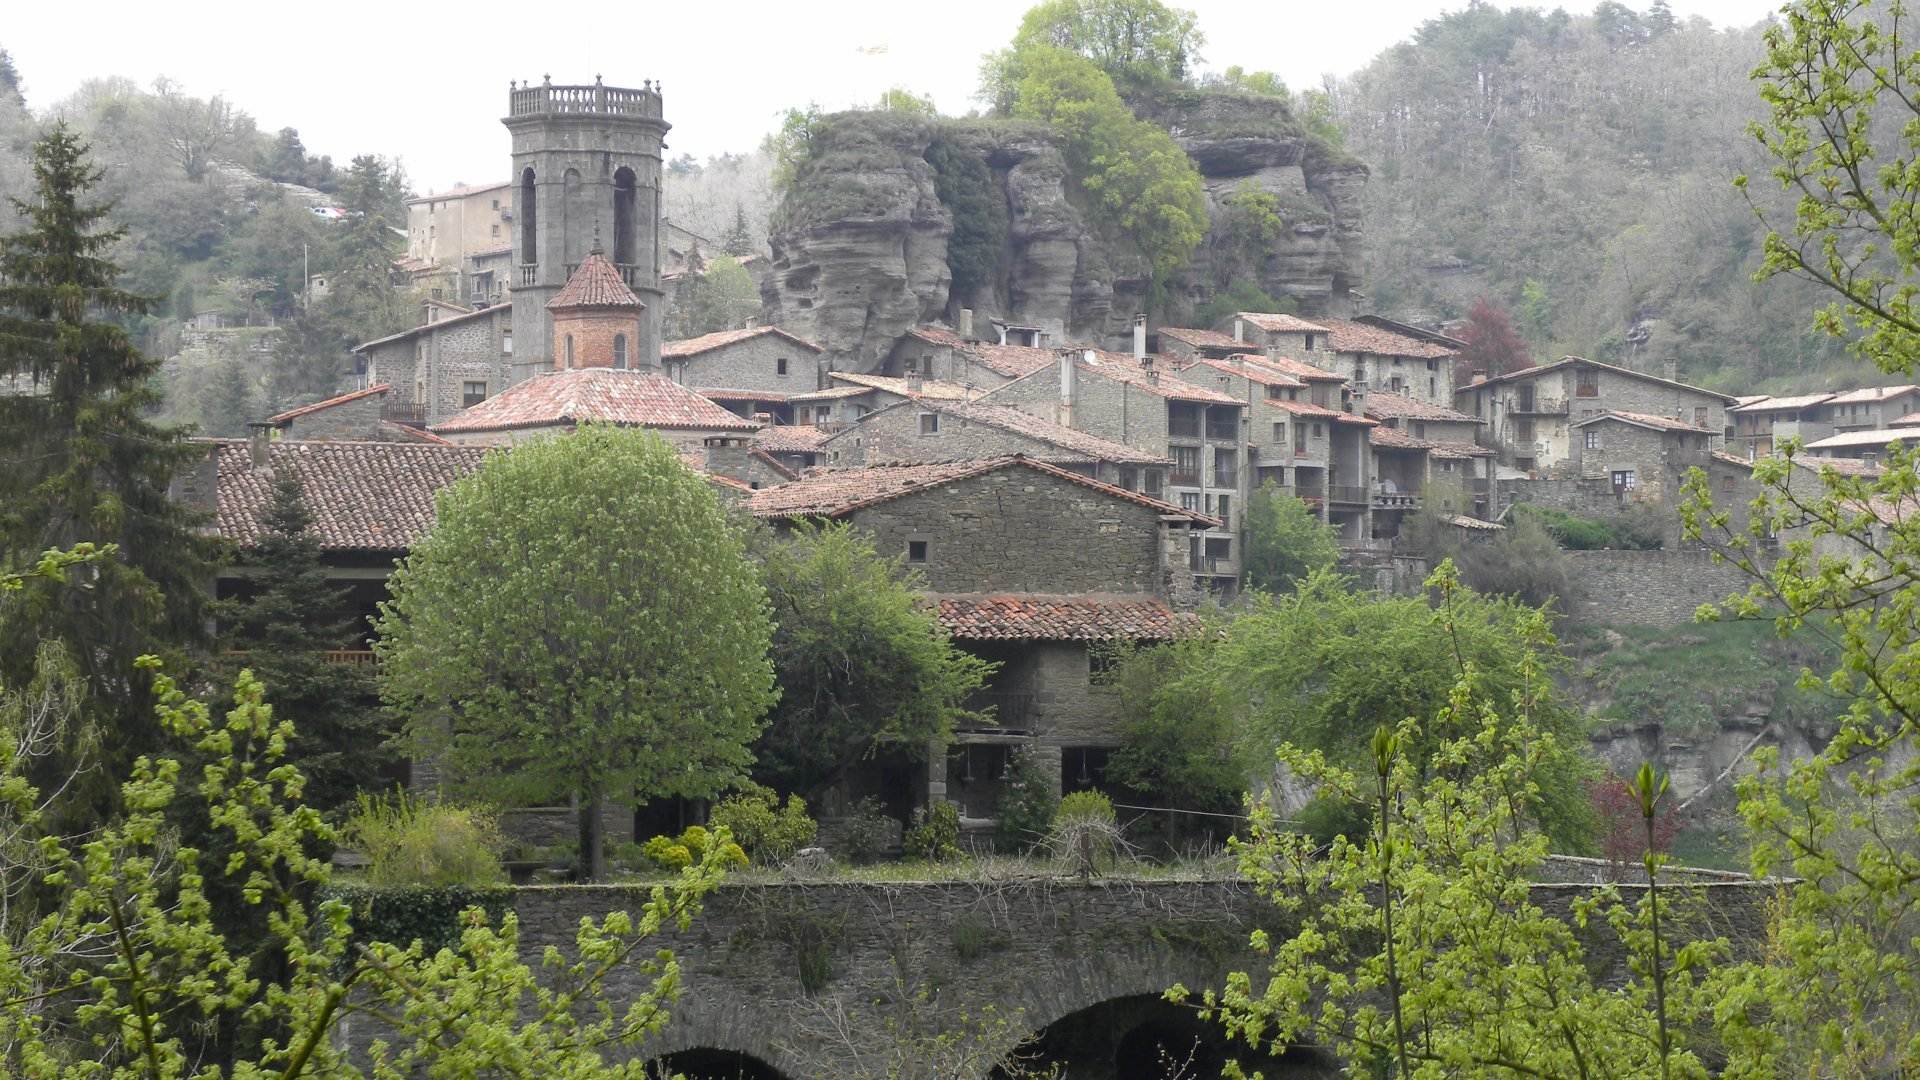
(7, 0, 1783, 194)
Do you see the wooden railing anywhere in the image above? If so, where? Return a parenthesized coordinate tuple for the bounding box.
(324, 649, 376, 668)
(1328, 484, 1368, 504)
(964, 691, 1035, 729)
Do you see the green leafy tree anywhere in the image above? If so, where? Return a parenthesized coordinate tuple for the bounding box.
(1241, 481, 1337, 594)
(212, 472, 390, 813)
(1104, 631, 1250, 825)
(0, 660, 733, 1077)
(754, 521, 993, 800)
(988, 0, 1204, 101)
(1191, 279, 1292, 329)
(374, 425, 778, 879)
(0, 124, 217, 815)
(1007, 46, 1208, 287)
(875, 87, 938, 116)
(663, 254, 758, 339)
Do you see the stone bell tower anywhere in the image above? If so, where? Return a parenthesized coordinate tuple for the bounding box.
(504, 75, 669, 375)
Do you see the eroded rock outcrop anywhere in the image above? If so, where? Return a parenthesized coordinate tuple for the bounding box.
(761, 93, 1365, 369)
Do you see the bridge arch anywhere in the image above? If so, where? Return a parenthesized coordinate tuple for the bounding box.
(644, 1047, 791, 1080)
(1004, 993, 1338, 1080)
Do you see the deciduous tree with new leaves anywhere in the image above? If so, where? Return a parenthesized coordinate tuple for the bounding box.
(373, 425, 778, 879)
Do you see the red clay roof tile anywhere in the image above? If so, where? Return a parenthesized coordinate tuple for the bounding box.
(929, 593, 1196, 641)
(546, 252, 644, 310)
(216, 440, 488, 552)
(432, 369, 760, 434)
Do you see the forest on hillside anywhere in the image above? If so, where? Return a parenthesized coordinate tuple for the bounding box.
(1331, 1, 1866, 392)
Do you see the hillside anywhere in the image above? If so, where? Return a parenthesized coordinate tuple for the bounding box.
(1333, 3, 1868, 393)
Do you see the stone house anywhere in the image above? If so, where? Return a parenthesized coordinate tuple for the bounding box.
(819, 399, 1170, 491)
(355, 304, 517, 427)
(662, 325, 828, 424)
(753, 424, 835, 473)
(1569, 411, 1716, 494)
(1223, 312, 1461, 406)
(789, 385, 876, 428)
(430, 368, 762, 448)
(405, 181, 514, 292)
(1453, 357, 1737, 477)
(1154, 326, 1246, 362)
(1728, 392, 1836, 459)
(744, 456, 1215, 813)
(1172, 353, 1376, 538)
(1367, 426, 1432, 539)
(464, 244, 514, 308)
(1365, 390, 1495, 518)
(887, 325, 1057, 390)
(980, 349, 1247, 594)
(826, 371, 976, 412)
(258, 384, 456, 444)
(1824, 385, 1920, 433)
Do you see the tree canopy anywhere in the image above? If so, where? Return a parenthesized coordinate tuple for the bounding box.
(373, 425, 778, 878)
(1004, 0, 1203, 94)
(1241, 482, 1338, 595)
(753, 521, 993, 800)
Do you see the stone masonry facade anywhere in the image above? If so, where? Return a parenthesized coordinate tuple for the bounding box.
(666, 332, 824, 396)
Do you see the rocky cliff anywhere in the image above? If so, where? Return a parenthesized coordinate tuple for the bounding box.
(759, 94, 1365, 370)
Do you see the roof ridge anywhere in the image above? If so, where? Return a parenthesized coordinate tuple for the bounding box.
(266, 383, 392, 424)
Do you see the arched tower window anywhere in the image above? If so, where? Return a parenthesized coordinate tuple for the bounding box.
(565, 334, 575, 368)
(519, 167, 536, 259)
(613, 167, 637, 267)
(613, 333, 628, 369)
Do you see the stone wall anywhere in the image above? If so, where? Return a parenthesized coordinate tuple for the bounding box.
(1560, 549, 1753, 626)
(421, 313, 510, 423)
(846, 466, 1168, 594)
(330, 876, 1772, 1078)
(282, 392, 386, 441)
(981, 364, 1173, 457)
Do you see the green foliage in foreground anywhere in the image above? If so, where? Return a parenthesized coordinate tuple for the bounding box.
(0, 662, 733, 1077)
(375, 425, 778, 879)
(1186, 575, 1721, 1077)
(340, 790, 505, 888)
(1566, 618, 1847, 738)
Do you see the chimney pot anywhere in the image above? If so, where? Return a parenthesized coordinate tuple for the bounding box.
(247, 423, 273, 468)
(957, 308, 975, 342)
(1133, 312, 1148, 363)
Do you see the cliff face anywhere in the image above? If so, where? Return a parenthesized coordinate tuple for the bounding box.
(760, 95, 1365, 369)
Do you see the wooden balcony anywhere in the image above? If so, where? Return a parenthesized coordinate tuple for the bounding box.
(1511, 397, 1569, 415)
(325, 649, 377, 668)
(1328, 484, 1369, 505)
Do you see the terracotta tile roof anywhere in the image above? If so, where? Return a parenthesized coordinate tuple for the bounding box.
(1428, 440, 1496, 460)
(1315, 317, 1460, 360)
(752, 448, 800, 479)
(1184, 356, 1305, 389)
(1826, 384, 1920, 405)
(382, 421, 455, 445)
(1460, 356, 1739, 404)
(1572, 410, 1714, 434)
(905, 326, 968, 348)
(1892, 410, 1920, 427)
(1369, 426, 1437, 450)
(1364, 390, 1482, 424)
(696, 387, 793, 403)
(753, 425, 837, 453)
(215, 440, 487, 552)
(932, 402, 1170, 464)
(1804, 428, 1915, 451)
(1070, 350, 1243, 404)
(1234, 352, 1348, 382)
(969, 343, 1059, 379)
(407, 180, 509, 203)
(1801, 455, 1887, 476)
(745, 456, 1220, 526)
(1354, 315, 1469, 349)
(1158, 326, 1246, 350)
(1712, 451, 1755, 469)
(266, 384, 391, 425)
(661, 325, 825, 357)
(352, 306, 498, 352)
(1264, 397, 1377, 425)
(1735, 394, 1771, 407)
(547, 251, 644, 310)
(431, 369, 761, 434)
(1445, 514, 1505, 532)
(829, 371, 974, 401)
(1731, 392, 1835, 413)
(790, 385, 874, 402)
(1237, 312, 1330, 334)
(928, 593, 1196, 642)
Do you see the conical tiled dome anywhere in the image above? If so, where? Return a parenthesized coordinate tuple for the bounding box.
(546, 249, 644, 310)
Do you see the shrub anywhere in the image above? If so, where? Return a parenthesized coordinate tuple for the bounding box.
(1055, 790, 1116, 826)
(1050, 790, 1121, 876)
(995, 745, 1060, 853)
(838, 797, 896, 864)
(709, 784, 819, 863)
(340, 791, 505, 888)
(905, 800, 963, 861)
(643, 825, 747, 871)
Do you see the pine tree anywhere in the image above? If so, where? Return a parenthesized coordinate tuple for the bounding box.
(213, 471, 389, 812)
(0, 123, 217, 799)
(723, 200, 755, 257)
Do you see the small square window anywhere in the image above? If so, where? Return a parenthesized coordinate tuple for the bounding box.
(907, 540, 928, 563)
(1584, 429, 1601, 450)
(776, 357, 789, 376)
(918, 412, 940, 435)
(1180, 491, 1201, 511)
(462, 381, 487, 408)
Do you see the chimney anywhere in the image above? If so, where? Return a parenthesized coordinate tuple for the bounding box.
(907, 371, 925, 392)
(1233, 317, 1246, 343)
(703, 435, 752, 484)
(1142, 353, 1158, 384)
(1662, 357, 1679, 383)
(1133, 313, 1148, 362)
(1058, 351, 1079, 429)
(1471, 368, 1487, 385)
(958, 307, 975, 342)
(247, 422, 273, 468)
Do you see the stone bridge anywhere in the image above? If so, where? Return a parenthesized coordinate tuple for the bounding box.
(466, 875, 1772, 1080)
